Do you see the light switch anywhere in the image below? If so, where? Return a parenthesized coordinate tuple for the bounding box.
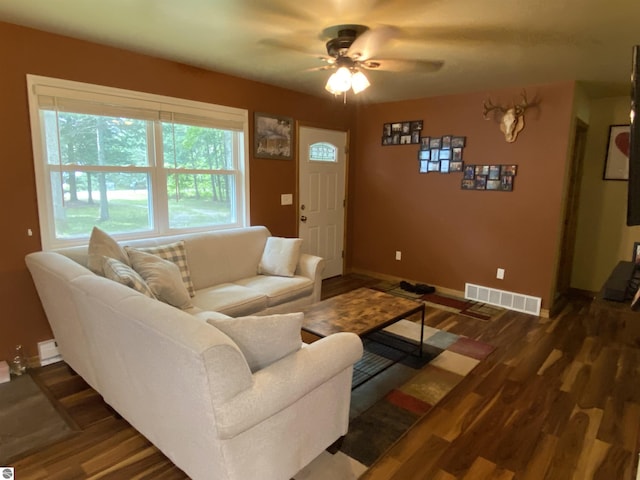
(281, 193, 293, 205)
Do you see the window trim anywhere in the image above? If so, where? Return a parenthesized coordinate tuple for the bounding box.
(27, 74, 250, 250)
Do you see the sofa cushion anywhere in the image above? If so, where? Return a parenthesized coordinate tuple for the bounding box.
(102, 257, 156, 299)
(87, 227, 130, 275)
(234, 275, 313, 307)
(191, 284, 268, 317)
(258, 237, 302, 277)
(128, 241, 195, 297)
(192, 310, 233, 322)
(206, 313, 303, 372)
(127, 248, 193, 310)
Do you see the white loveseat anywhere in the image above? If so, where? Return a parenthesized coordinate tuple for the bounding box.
(25, 226, 363, 480)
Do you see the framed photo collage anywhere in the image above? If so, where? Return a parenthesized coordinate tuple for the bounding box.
(462, 164, 517, 191)
(382, 121, 518, 192)
(417, 135, 466, 174)
(382, 120, 424, 145)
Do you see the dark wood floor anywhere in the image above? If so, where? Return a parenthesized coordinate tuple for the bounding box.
(11, 274, 640, 479)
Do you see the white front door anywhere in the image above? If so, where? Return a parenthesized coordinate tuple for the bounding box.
(298, 127, 347, 279)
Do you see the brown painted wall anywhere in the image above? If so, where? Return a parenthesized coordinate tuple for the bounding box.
(0, 20, 576, 363)
(0, 21, 355, 360)
(349, 83, 575, 310)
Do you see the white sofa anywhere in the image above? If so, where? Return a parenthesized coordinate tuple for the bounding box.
(25, 226, 363, 480)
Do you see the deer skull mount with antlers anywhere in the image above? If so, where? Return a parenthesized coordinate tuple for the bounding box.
(483, 91, 537, 143)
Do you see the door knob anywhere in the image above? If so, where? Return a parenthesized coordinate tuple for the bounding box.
(300, 215, 307, 223)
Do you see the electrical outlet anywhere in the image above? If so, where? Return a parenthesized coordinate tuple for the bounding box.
(496, 268, 505, 280)
(395, 251, 402, 261)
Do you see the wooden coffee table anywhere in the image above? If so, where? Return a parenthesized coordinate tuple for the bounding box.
(302, 287, 426, 356)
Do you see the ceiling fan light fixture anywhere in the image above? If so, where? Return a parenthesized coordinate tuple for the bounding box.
(325, 66, 352, 94)
(351, 70, 370, 94)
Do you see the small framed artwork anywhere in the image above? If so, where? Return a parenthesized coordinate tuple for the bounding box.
(428, 161, 440, 172)
(486, 179, 501, 190)
(603, 124, 630, 180)
(441, 135, 452, 149)
(440, 160, 450, 173)
(418, 150, 431, 161)
(429, 138, 442, 149)
(254, 112, 294, 160)
(419, 160, 429, 173)
(451, 136, 466, 148)
(420, 137, 431, 150)
(449, 161, 463, 172)
(488, 165, 501, 180)
(461, 179, 476, 189)
(501, 164, 518, 176)
(501, 175, 514, 191)
(475, 176, 487, 190)
(439, 149, 451, 160)
(463, 165, 475, 179)
(452, 147, 463, 161)
(411, 121, 423, 132)
(431, 148, 440, 161)
(633, 242, 640, 264)
(475, 165, 490, 176)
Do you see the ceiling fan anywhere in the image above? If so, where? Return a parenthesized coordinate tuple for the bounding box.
(315, 24, 444, 98)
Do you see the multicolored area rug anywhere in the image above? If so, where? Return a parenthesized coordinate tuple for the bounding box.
(294, 318, 495, 479)
(422, 292, 505, 321)
(372, 281, 505, 321)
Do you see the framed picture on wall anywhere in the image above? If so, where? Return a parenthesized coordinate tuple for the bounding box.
(603, 124, 630, 180)
(254, 112, 294, 160)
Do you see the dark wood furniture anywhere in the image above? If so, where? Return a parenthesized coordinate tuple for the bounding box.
(302, 287, 426, 387)
(302, 287, 425, 353)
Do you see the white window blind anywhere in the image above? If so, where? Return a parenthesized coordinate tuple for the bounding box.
(27, 74, 250, 249)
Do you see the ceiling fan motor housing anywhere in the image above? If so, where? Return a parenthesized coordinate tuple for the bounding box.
(325, 25, 368, 58)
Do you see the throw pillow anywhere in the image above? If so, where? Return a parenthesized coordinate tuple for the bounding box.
(129, 241, 195, 297)
(258, 237, 303, 277)
(127, 248, 193, 310)
(206, 312, 303, 372)
(86, 226, 130, 275)
(102, 257, 156, 299)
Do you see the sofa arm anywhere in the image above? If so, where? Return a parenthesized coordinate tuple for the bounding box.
(213, 332, 363, 439)
(296, 253, 324, 280)
(296, 253, 325, 302)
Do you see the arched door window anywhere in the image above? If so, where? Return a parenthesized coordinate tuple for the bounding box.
(309, 142, 338, 162)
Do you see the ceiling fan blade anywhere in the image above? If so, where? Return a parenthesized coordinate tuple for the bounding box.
(258, 38, 320, 56)
(365, 58, 444, 73)
(305, 65, 334, 72)
(397, 25, 580, 47)
(347, 25, 400, 61)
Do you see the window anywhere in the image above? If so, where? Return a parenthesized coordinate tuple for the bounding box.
(308, 142, 338, 162)
(27, 75, 249, 249)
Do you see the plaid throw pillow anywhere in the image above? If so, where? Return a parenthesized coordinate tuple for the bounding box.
(126, 241, 195, 297)
(103, 257, 156, 299)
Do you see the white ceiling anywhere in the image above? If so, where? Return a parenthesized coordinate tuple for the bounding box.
(2, 0, 639, 103)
